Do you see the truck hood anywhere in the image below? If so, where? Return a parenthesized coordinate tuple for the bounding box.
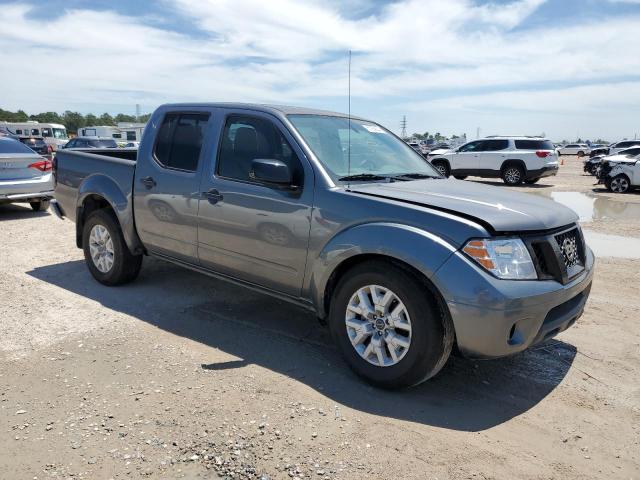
(349, 178, 578, 233)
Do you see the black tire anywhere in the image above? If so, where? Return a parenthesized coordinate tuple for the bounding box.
(431, 160, 450, 178)
(82, 209, 143, 286)
(328, 261, 454, 389)
(453, 175, 467, 180)
(524, 178, 540, 184)
(577, 151, 585, 157)
(30, 199, 50, 212)
(606, 174, 631, 193)
(501, 164, 525, 185)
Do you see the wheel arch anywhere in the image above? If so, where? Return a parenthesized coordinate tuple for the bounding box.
(76, 175, 143, 254)
(500, 158, 527, 174)
(308, 222, 458, 319)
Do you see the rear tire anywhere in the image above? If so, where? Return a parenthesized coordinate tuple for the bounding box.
(577, 151, 585, 157)
(30, 200, 50, 212)
(501, 164, 525, 185)
(82, 209, 143, 286)
(328, 261, 453, 389)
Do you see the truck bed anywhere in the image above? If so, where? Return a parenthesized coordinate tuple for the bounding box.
(54, 148, 137, 224)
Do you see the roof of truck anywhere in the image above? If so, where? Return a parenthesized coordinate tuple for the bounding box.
(159, 103, 365, 120)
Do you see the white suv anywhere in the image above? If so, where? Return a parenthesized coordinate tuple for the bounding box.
(558, 143, 591, 156)
(426, 137, 559, 185)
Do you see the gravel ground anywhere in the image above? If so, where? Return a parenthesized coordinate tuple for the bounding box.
(1, 157, 639, 479)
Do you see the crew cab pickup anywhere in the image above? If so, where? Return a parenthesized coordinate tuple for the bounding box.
(52, 103, 594, 388)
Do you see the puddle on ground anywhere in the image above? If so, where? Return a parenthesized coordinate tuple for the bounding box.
(582, 230, 640, 259)
(533, 191, 640, 222)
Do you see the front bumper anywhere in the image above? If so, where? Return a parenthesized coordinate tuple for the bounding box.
(434, 245, 594, 358)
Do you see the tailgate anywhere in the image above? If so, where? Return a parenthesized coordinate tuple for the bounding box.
(0, 153, 44, 180)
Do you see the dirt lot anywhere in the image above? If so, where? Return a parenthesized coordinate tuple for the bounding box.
(1, 157, 639, 480)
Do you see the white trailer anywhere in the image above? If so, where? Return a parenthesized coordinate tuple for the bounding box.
(0, 121, 69, 150)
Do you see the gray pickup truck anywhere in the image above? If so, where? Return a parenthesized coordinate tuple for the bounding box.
(52, 103, 594, 388)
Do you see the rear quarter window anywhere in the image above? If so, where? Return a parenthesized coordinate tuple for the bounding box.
(515, 140, 555, 150)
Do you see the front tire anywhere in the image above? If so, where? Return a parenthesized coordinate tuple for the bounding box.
(502, 165, 524, 185)
(82, 209, 143, 286)
(30, 199, 50, 212)
(431, 160, 450, 178)
(328, 261, 453, 389)
(606, 174, 631, 193)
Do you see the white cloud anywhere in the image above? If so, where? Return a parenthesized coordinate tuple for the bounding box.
(0, 0, 638, 139)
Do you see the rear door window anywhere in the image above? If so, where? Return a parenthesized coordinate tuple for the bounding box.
(154, 113, 210, 172)
(515, 140, 554, 150)
(481, 139, 509, 151)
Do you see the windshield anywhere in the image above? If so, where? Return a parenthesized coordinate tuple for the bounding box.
(53, 128, 68, 139)
(89, 139, 117, 148)
(288, 115, 440, 181)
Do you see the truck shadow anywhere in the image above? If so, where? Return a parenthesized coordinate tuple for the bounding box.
(0, 203, 50, 220)
(27, 257, 576, 432)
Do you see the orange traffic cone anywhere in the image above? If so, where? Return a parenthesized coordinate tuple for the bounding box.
(560, 156, 564, 165)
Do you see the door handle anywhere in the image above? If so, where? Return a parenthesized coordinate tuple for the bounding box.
(203, 188, 223, 204)
(140, 176, 156, 189)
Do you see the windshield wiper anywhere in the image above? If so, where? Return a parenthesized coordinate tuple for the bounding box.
(390, 173, 441, 180)
(338, 173, 391, 182)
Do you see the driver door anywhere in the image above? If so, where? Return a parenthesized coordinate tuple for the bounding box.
(451, 140, 482, 173)
(197, 110, 315, 296)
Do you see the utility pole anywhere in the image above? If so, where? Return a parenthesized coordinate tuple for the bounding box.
(400, 116, 407, 139)
(476, 127, 480, 139)
(135, 104, 141, 123)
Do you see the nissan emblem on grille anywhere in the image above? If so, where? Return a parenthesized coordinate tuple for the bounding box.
(561, 236, 579, 267)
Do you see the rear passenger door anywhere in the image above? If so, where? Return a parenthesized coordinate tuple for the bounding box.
(197, 110, 314, 296)
(133, 109, 212, 264)
(477, 139, 509, 173)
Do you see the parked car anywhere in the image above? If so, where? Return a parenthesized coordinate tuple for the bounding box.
(426, 136, 558, 185)
(0, 136, 53, 211)
(63, 136, 118, 149)
(124, 141, 140, 149)
(589, 146, 610, 158)
(607, 140, 640, 155)
(585, 146, 640, 176)
(601, 152, 640, 193)
(52, 103, 593, 389)
(558, 144, 591, 156)
(18, 136, 52, 159)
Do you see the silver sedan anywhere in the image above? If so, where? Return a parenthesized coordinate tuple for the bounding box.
(0, 136, 54, 211)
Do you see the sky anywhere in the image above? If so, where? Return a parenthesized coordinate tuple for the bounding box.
(0, 0, 639, 141)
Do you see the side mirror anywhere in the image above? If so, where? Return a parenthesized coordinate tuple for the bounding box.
(250, 159, 294, 187)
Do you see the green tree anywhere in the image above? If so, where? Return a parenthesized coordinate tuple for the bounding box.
(115, 113, 136, 123)
(138, 113, 152, 122)
(84, 114, 98, 126)
(99, 113, 115, 126)
(62, 111, 86, 134)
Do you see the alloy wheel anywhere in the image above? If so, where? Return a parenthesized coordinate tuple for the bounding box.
(345, 284, 412, 367)
(611, 177, 629, 193)
(504, 167, 521, 184)
(89, 224, 115, 273)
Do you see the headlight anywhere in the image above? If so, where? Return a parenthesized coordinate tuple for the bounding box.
(463, 238, 537, 280)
